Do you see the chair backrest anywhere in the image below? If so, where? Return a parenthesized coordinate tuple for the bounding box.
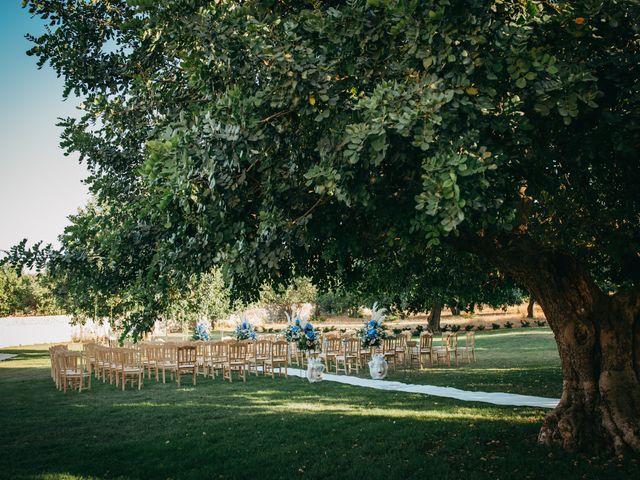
(419, 332, 433, 349)
(382, 336, 397, 352)
(343, 338, 360, 355)
(211, 341, 228, 361)
(177, 346, 197, 365)
(60, 351, 85, 372)
(228, 342, 248, 361)
(119, 348, 141, 369)
(442, 333, 458, 348)
(465, 331, 475, 348)
(323, 338, 342, 354)
(254, 340, 271, 358)
(271, 340, 289, 359)
(163, 344, 178, 362)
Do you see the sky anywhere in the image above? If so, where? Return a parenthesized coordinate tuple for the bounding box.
(0, 1, 89, 253)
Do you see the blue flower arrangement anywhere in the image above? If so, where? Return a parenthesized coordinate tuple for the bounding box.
(194, 320, 210, 341)
(234, 318, 257, 341)
(283, 312, 304, 342)
(298, 321, 320, 351)
(357, 303, 387, 348)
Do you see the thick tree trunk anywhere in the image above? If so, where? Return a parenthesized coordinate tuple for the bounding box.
(427, 300, 442, 332)
(484, 244, 640, 454)
(527, 295, 535, 318)
(450, 305, 461, 316)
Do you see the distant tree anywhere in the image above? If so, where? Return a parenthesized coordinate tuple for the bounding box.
(0, 266, 62, 317)
(259, 277, 317, 321)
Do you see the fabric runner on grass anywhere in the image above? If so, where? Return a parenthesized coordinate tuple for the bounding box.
(285, 368, 559, 409)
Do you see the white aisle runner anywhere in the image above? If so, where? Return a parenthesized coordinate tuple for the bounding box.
(284, 367, 559, 409)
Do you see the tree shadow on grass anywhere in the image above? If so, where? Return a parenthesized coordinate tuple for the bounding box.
(0, 374, 637, 480)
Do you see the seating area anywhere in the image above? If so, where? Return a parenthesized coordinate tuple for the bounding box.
(48, 332, 477, 393)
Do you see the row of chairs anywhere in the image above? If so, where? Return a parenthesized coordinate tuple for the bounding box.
(49, 332, 476, 392)
(316, 331, 476, 373)
(81, 340, 291, 390)
(49, 345, 92, 393)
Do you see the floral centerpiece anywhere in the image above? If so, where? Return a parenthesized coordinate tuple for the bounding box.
(234, 318, 257, 341)
(193, 320, 210, 341)
(298, 321, 320, 351)
(283, 312, 303, 343)
(357, 302, 387, 348)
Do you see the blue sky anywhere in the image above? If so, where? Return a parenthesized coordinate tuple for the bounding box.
(0, 1, 89, 252)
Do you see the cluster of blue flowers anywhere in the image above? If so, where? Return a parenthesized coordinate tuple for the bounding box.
(195, 320, 210, 341)
(284, 318, 303, 342)
(298, 322, 319, 351)
(234, 320, 257, 341)
(358, 318, 387, 348)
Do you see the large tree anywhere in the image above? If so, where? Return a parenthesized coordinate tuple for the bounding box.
(8, 0, 640, 453)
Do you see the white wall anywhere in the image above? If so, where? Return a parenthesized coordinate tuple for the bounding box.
(0, 315, 111, 348)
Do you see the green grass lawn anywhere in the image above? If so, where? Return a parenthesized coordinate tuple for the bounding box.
(1, 332, 638, 480)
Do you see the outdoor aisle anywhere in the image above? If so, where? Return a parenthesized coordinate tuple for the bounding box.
(285, 368, 560, 409)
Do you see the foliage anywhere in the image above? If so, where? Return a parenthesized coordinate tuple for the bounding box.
(477, 325, 486, 331)
(504, 321, 514, 329)
(464, 324, 475, 332)
(0, 266, 62, 317)
(521, 320, 531, 328)
(315, 289, 361, 317)
(259, 277, 317, 321)
(165, 268, 235, 328)
(535, 321, 547, 328)
(491, 323, 501, 330)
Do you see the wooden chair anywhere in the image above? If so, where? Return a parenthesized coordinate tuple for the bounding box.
(335, 338, 360, 374)
(57, 351, 91, 393)
(208, 341, 227, 379)
(83, 343, 98, 374)
(143, 344, 163, 381)
(395, 332, 410, 366)
(265, 341, 288, 379)
(224, 342, 248, 382)
(195, 341, 208, 377)
(289, 341, 303, 367)
(382, 336, 398, 371)
(406, 340, 420, 370)
(319, 337, 342, 371)
(159, 344, 178, 383)
(249, 340, 271, 376)
(435, 333, 459, 366)
(462, 332, 476, 363)
(418, 332, 434, 368)
(176, 345, 197, 386)
(106, 347, 120, 386)
(116, 348, 144, 391)
(49, 345, 68, 388)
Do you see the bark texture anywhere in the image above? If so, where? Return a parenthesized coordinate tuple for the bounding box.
(427, 300, 443, 332)
(464, 236, 640, 454)
(527, 296, 535, 318)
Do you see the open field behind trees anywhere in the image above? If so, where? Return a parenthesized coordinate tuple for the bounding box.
(2, 331, 638, 480)
(257, 304, 547, 332)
